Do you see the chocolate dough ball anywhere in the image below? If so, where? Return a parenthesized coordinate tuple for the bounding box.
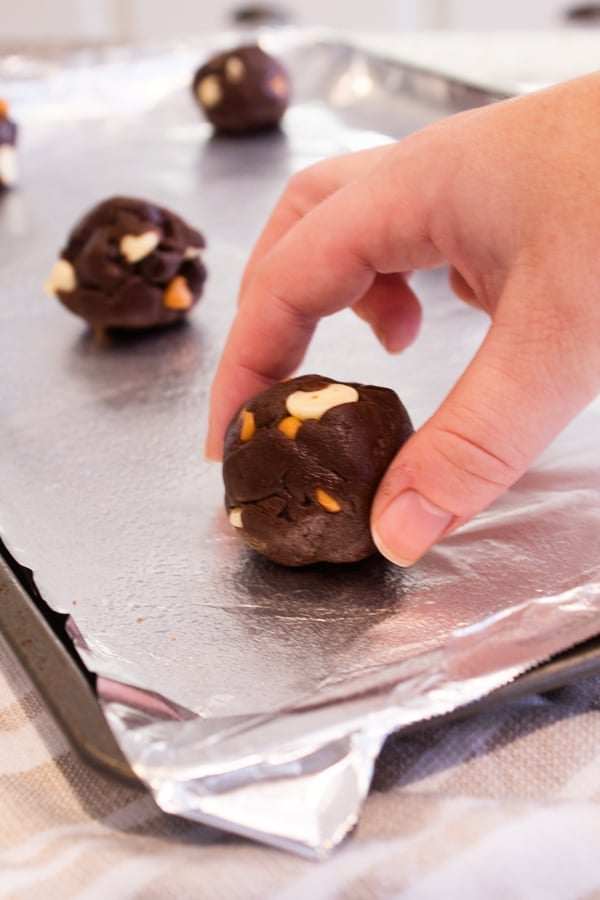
(0, 99, 18, 190)
(192, 45, 290, 134)
(44, 196, 207, 330)
(223, 374, 414, 566)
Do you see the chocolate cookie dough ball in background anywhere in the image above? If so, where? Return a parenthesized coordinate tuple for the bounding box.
(192, 45, 290, 134)
(223, 374, 414, 566)
(0, 100, 18, 190)
(44, 196, 207, 331)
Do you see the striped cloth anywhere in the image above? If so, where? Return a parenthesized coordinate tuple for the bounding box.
(2, 633, 600, 899)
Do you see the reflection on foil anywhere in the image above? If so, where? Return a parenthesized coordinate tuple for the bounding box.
(100, 581, 600, 857)
(66, 320, 206, 409)
(98, 676, 197, 725)
(0, 32, 599, 859)
(329, 59, 375, 106)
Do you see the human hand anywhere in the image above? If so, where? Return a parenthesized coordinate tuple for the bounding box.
(207, 72, 600, 565)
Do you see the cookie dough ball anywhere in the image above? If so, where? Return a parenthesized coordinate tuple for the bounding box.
(0, 99, 18, 190)
(192, 45, 290, 134)
(223, 374, 414, 566)
(44, 196, 207, 330)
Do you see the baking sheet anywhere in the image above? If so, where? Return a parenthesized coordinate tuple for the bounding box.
(1, 31, 599, 857)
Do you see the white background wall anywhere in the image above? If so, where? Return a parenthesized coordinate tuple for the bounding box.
(0, 0, 577, 44)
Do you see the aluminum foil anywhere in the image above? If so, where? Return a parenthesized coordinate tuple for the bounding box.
(0, 31, 599, 858)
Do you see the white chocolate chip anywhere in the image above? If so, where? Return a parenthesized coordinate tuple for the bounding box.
(0, 144, 17, 187)
(229, 507, 243, 529)
(44, 258, 77, 296)
(183, 246, 202, 260)
(225, 56, 245, 82)
(120, 231, 160, 263)
(197, 75, 222, 108)
(285, 383, 359, 421)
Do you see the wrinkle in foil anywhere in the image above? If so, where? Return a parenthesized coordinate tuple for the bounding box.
(0, 32, 599, 857)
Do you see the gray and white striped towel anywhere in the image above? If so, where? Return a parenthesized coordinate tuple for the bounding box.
(2, 633, 600, 899)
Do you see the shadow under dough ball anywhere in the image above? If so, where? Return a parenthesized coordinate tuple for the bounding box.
(0, 99, 18, 190)
(44, 196, 207, 330)
(192, 44, 290, 134)
(223, 374, 414, 566)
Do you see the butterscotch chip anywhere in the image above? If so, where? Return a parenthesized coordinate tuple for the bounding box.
(239, 409, 256, 441)
(163, 275, 193, 310)
(0, 101, 17, 191)
(315, 488, 341, 513)
(223, 374, 414, 566)
(277, 415, 302, 439)
(269, 74, 288, 98)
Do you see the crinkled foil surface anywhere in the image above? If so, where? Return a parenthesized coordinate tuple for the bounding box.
(1, 31, 599, 858)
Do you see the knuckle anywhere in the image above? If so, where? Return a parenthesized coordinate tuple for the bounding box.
(251, 264, 316, 329)
(427, 421, 525, 501)
(286, 161, 329, 208)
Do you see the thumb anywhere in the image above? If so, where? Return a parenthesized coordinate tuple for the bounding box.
(370, 305, 597, 566)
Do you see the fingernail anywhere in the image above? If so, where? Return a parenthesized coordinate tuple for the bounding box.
(372, 490, 453, 566)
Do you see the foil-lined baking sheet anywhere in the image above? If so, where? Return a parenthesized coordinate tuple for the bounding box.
(1, 31, 599, 858)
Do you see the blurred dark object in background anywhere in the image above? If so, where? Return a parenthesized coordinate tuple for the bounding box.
(229, 5, 293, 26)
(565, 3, 600, 23)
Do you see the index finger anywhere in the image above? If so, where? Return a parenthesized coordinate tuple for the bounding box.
(207, 141, 444, 459)
(238, 145, 395, 299)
